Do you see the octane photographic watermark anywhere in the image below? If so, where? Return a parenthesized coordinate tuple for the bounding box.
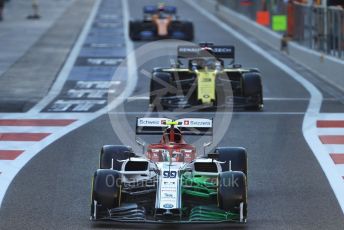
(107, 39, 234, 154)
(103, 173, 243, 189)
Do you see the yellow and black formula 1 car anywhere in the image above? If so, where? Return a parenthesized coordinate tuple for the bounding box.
(129, 4, 194, 41)
(149, 43, 264, 111)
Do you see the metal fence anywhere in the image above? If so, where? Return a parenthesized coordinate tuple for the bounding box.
(217, 0, 344, 59)
(294, 3, 343, 58)
(217, 0, 287, 21)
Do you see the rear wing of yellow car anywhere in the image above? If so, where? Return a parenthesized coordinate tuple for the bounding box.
(177, 44, 235, 60)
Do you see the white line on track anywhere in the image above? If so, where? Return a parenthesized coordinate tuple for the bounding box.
(127, 96, 149, 101)
(316, 128, 344, 135)
(324, 145, 344, 154)
(335, 165, 344, 176)
(0, 126, 63, 133)
(264, 97, 309, 101)
(317, 113, 344, 120)
(0, 113, 89, 119)
(0, 142, 38, 151)
(184, 0, 344, 214)
(0, 163, 22, 175)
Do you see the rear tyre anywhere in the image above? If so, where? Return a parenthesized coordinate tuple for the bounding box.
(91, 169, 121, 219)
(242, 72, 263, 111)
(170, 21, 194, 41)
(179, 21, 194, 41)
(215, 147, 247, 176)
(149, 71, 172, 110)
(129, 21, 142, 40)
(100, 145, 134, 170)
(218, 171, 247, 222)
(130, 21, 156, 40)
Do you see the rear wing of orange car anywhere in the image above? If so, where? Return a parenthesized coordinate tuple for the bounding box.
(143, 5, 177, 15)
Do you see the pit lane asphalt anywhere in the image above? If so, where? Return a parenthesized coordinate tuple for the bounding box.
(1, 0, 344, 229)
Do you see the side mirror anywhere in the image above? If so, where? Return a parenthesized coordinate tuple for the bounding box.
(170, 59, 177, 68)
(185, 167, 192, 172)
(136, 138, 146, 146)
(203, 141, 212, 157)
(177, 59, 184, 67)
(203, 142, 212, 147)
(233, 64, 242, 68)
(207, 152, 219, 160)
(181, 166, 193, 174)
(123, 151, 136, 158)
(136, 138, 146, 155)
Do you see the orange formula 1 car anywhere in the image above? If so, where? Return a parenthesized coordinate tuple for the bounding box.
(129, 4, 194, 41)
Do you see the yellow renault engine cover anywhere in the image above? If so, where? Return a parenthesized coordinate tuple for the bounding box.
(197, 71, 216, 104)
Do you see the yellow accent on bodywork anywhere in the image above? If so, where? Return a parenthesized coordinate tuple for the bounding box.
(166, 121, 178, 125)
(197, 71, 216, 103)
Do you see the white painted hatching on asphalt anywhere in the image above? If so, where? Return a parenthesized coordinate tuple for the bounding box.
(335, 165, 344, 176)
(0, 0, 138, 209)
(0, 0, 104, 207)
(317, 113, 344, 120)
(324, 145, 344, 154)
(0, 142, 37, 151)
(316, 128, 344, 135)
(0, 126, 62, 133)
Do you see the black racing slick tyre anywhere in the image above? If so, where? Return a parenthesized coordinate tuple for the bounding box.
(129, 21, 144, 41)
(182, 22, 194, 41)
(100, 145, 134, 170)
(242, 72, 263, 111)
(149, 71, 171, 110)
(215, 147, 248, 176)
(129, 21, 142, 41)
(91, 169, 121, 219)
(169, 21, 194, 41)
(129, 20, 156, 40)
(218, 171, 247, 222)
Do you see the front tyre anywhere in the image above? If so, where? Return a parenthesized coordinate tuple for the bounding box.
(100, 145, 134, 170)
(215, 147, 247, 177)
(218, 171, 247, 222)
(91, 169, 121, 220)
